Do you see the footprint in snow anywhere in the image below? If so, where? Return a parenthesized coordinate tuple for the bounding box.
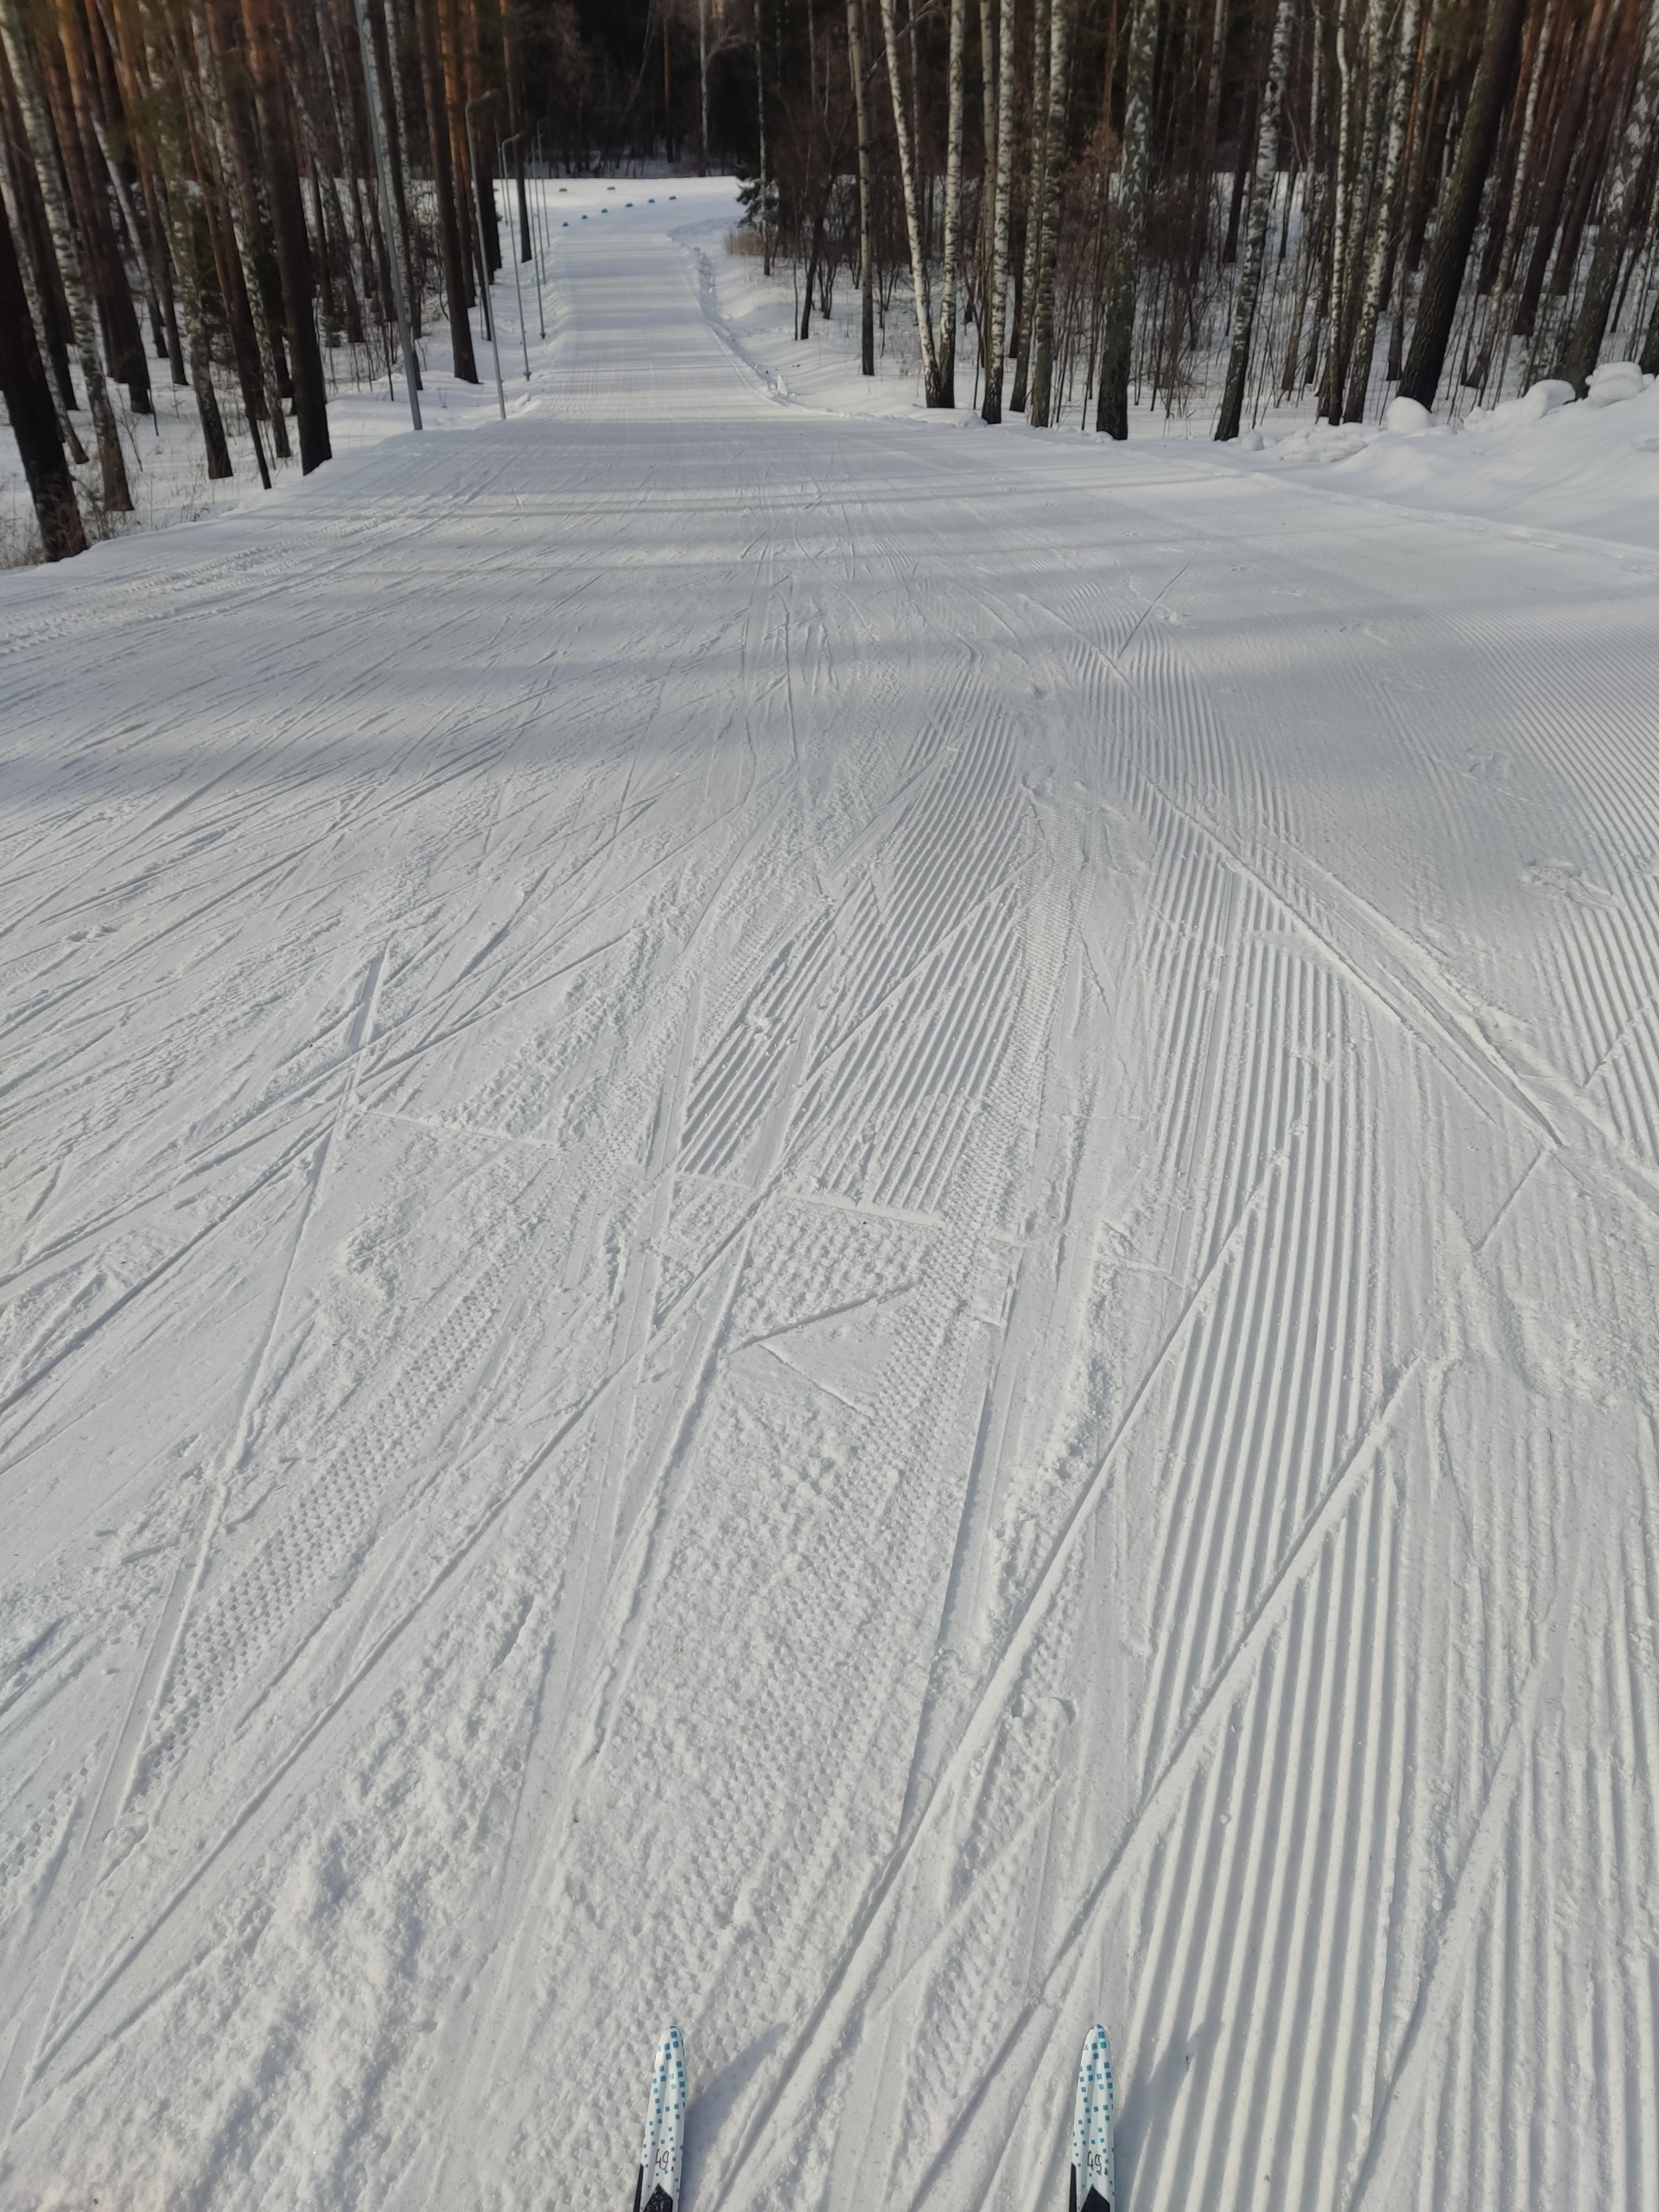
(1521, 856, 1620, 909)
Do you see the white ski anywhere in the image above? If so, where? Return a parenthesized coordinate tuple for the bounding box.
(631, 2024, 687, 2212)
(1070, 2023, 1115, 2212)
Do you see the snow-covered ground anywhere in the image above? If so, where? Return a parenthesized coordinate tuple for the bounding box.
(3, 182, 1659, 2212)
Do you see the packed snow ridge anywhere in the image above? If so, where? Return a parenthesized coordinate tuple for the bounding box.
(3, 181, 1657, 2212)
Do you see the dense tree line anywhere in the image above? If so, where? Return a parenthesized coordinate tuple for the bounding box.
(2, 0, 1656, 560)
(740, 0, 1659, 436)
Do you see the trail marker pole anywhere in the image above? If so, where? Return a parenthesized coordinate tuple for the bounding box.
(501, 132, 531, 376)
(527, 129, 547, 338)
(466, 93, 506, 420)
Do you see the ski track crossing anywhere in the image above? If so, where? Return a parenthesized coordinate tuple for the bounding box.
(3, 190, 1658, 2212)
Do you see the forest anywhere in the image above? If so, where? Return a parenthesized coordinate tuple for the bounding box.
(2, 0, 1656, 559)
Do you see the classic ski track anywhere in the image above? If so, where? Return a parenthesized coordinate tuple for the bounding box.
(718, 517, 1653, 2211)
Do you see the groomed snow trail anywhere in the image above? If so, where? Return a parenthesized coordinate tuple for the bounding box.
(3, 196, 1659, 2212)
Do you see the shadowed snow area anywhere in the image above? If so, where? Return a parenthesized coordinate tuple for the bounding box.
(3, 190, 1659, 2212)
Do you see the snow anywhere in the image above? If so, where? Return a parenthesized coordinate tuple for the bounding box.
(3, 181, 1659, 2212)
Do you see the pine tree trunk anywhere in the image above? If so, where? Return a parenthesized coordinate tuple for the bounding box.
(1026, 0, 1072, 423)
(937, 0, 966, 403)
(981, 0, 1015, 416)
(366, 0, 418, 333)
(879, 0, 944, 401)
(847, 0, 874, 372)
(1010, 0, 1050, 410)
(1196, 0, 1230, 269)
(698, 0, 709, 172)
(0, 0, 131, 508)
(755, 0, 769, 273)
(241, 0, 330, 469)
(1216, 0, 1297, 437)
(1511, 0, 1606, 334)
(0, 177, 85, 555)
(1096, 0, 1160, 435)
(190, 0, 293, 454)
(416, 0, 477, 377)
(1397, 0, 1525, 405)
(1556, 0, 1659, 389)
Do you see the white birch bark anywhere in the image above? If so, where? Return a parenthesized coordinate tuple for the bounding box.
(937, 0, 966, 403)
(878, 0, 943, 401)
(1343, 0, 1423, 416)
(981, 0, 1016, 417)
(1010, 0, 1050, 410)
(1319, 0, 1357, 416)
(1217, 0, 1298, 437)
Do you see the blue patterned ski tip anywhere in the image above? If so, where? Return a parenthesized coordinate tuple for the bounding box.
(632, 2024, 687, 2212)
(1069, 2023, 1115, 2212)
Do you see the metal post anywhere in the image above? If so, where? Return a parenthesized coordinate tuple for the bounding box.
(466, 93, 506, 420)
(501, 132, 531, 376)
(352, 0, 420, 429)
(530, 127, 546, 338)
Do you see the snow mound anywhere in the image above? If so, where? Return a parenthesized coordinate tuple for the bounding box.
(1384, 395, 1432, 434)
(1484, 378, 1578, 429)
(1586, 359, 1649, 407)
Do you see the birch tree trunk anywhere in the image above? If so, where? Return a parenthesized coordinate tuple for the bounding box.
(1343, 0, 1423, 418)
(144, 94, 235, 477)
(981, 0, 1015, 417)
(878, 0, 944, 402)
(51, 0, 151, 415)
(1319, 0, 1358, 417)
(1096, 0, 1160, 435)
(1556, 0, 1659, 390)
(0, 106, 86, 455)
(1026, 0, 1072, 425)
(1010, 0, 1051, 410)
(937, 0, 966, 404)
(1216, 0, 1297, 438)
(847, 0, 874, 372)
(0, 0, 130, 508)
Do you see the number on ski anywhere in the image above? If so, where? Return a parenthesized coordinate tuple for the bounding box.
(1070, 2023, 1115, 2212)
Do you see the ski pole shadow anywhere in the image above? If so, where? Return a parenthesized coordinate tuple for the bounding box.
(679, 2022, 787, 2204)
(1116, 2014, 1220, 2204)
